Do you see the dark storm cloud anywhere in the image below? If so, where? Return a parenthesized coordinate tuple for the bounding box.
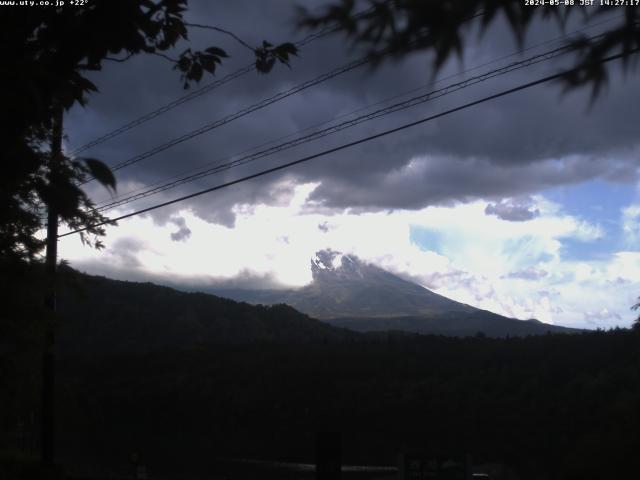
(305, 150, 639, 210)
(65, 1, 640, 226)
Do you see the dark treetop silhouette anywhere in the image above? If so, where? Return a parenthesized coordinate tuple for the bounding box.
(300, 0, 640, 99)
(0, 0, 296, 263)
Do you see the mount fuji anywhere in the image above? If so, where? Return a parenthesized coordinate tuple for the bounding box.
(214, 250, 580, 337)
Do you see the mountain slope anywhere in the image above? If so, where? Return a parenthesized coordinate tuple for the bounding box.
(56, 267, 356, 354)
(218, 250, 476, 319)
(326, 313, 579, 337)
(215, 250, 581, 336)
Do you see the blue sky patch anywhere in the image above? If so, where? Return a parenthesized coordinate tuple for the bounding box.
(410, 226, 444, 254)
(544, 179, 635, 227)
(544, 179, 637, 261)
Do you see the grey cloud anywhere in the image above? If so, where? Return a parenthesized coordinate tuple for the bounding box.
(485, 197, 540, 222)
(68, 259, 289, 292)
(187, 174, 299, 227)
(170, 230, 190, 243)
(537, 289, 561, 298)
(170, 216, 192, 242)
(583, 309, 622, 324)
(305, 151, 639, 212)
(504, 267, 548, 281)
(65, 1, 640, 226)
(402, 268, 484, 297)
(109, 237, 146, 268)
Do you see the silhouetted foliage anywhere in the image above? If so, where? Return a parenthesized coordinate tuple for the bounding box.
(0, 0, 297, 262)
(2, 265, 640, 478)
(632, 296, 640, 331)
(299, 1, 640, 98)
(50, 330, 640, 479)
(255, 41, 299, 74)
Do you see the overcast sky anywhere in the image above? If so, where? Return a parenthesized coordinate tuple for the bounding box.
(57, 1, 640, 329)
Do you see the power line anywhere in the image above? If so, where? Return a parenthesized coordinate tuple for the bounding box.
(58, 48, 638, 239)
(68, 4, 383, 158)
(93, 14, 622, 210)
(78, 8, 486, 184)
(95, 46, 397, 177)
(71, 64, 254, 158)
(93, 41, 581, 213)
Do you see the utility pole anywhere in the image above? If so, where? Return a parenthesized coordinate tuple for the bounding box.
(42, 104, 63, 467)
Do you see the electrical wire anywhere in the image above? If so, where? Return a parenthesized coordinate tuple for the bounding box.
(94, 40, 581, 213)
(78, 8, 486, 184)
(96, 46, 400, 177)
(93, 14, 622, 210)
(57, 48, 638, 239)
(68, 4, 385, 157)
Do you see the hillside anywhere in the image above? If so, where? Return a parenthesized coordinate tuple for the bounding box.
(2, 263, 637, 479)
(326, 313, 579, 337)
(55, 267, 356, 354)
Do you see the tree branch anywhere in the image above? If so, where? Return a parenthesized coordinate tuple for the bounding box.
(151, 51, 178, 63)
(184, 22, 255, 52)
(104, 52, 135, 63)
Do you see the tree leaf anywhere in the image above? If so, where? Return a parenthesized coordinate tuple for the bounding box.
(177, 56, 190, 72)
(205, 46, 228, 58)
(200, 55, 216, 73)
(276, 42, 298, 56)
(82, 158, 117, 192)
(190, 62, 203, 82)
(256, 55, 275, 74)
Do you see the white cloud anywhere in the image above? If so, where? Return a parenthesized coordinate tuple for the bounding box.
(622, 204, 640, 244)
(583, 308, 622, 325)
(58, 182, 638, 330)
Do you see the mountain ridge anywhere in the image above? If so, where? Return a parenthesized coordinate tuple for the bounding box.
(55, 266, 357, 354)
(213, 249, 581, 336)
